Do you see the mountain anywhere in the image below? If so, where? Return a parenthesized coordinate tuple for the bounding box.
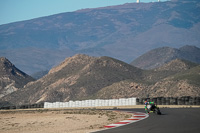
(0, 0, 200, 74)
(0, 57, 34, 98)
(130, 45, 200, 69)
(0, 54, 143, 105)
(1, 55, 199, 106)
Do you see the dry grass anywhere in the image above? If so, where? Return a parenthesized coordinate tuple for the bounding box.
(0, 109, 131, 133)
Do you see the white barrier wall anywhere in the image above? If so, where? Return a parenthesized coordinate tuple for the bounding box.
(44, 97, 136, 108)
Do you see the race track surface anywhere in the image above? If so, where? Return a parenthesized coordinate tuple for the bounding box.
(94, 108, 200, 133)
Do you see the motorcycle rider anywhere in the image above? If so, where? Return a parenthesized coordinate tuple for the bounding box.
(144, 101, 156, 114)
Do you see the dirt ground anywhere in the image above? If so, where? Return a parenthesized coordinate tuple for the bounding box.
(0, 109, 131, 133)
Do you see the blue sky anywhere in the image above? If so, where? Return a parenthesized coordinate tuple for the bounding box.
(0, 0, 167, 25)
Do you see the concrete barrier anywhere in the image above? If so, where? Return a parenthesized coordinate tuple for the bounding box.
(44, 97, 137, 109)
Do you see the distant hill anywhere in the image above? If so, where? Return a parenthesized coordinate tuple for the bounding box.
(0, 57, 34, 98)
(1, 55, 199, 106)
(154, 58, 198, 72)
(130, 45, 200, 69)
(146, 64, 200, 98)
(0, 0, 200, 74)
(142, 58, 199, 84)
(172, 65, 200, 87)
(95, 59, 200, 98)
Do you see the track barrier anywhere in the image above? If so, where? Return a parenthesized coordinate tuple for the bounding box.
(0, 103, 44, 110)
(44, 97, 137, 108)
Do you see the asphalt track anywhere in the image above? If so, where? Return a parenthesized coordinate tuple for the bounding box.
(94, 108, 200, 133)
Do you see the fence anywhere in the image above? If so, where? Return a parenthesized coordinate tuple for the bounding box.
(136, 97, 200, 105)
(44, 97, 137, 108)
(0, 103, 44, 110)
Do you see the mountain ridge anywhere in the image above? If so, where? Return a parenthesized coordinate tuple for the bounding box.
(0, 54, 143, 105)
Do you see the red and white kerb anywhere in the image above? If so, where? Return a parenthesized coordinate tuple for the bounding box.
(104, 111, 149, 128)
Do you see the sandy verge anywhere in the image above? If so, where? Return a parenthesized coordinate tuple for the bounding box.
(0, 109, 132, 133)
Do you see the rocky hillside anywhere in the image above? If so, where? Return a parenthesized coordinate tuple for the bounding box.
(0, 0, 200, 74)
(0, 54, 143, 105)
(0, 57, 34, 98)
(1, 55, 199, 106)
(141, 58, 199, 84)
(146, 65, 200, 98)
(95, 59, 200, 98)
(130, 45, 200, 69)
